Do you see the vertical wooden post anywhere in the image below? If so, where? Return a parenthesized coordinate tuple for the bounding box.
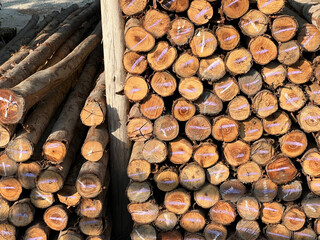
(101, 0, 132, 239)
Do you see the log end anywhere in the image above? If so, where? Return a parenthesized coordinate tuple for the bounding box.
(80, 101, 105, 127)
(0, 89, 25, 125)
(43, 140, 67, 164)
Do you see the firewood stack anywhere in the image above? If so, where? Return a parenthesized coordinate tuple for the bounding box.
(0, 1, 110, 239)
(121, 0, 320, 239)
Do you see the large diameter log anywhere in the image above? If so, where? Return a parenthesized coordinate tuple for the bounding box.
(0, 153, 17, 177)
(266, 155, 297, 185)
(131, 225, 157, 240)
(253, 178, 278, 202)
(8, 198, 34, 227)
(239, 10, 268, 37)
(44, 205, 69, 231)
(0, 23, 102, 125)
(0, 222, 15, 240)
(24, 222, 50, 240)
(0, 177, 22, 201)
(271, 15, 298, 42)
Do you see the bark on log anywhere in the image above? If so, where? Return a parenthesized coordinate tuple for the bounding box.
(288, 0, 320, 29)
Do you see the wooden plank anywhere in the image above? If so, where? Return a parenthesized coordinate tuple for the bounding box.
(100, 0, 132, 238)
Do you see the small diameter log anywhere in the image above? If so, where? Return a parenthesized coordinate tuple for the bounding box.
(193, 142, 219, 168)
(0, 177, 22, 201)
(58, 229, 83, 240)
(279, 84, 306, 112)
(298, 105, 320, 133)
(185, 115, 211, 141)
(206, 162, 230, 185)
(178, 77, 203, 101)
(179, 162, 205, 190)
(131, 225, 157, 240)
(158, 0, 189, 12)
(252, 90, 278, 118)
(127, 181, 151, 203)
(228, 96, 250, 121)
(263, 111, 291, 135)
(172, 98, 196, 122)
(128, 142, 150, 182)
(288, 59, 313, 85)
(213, 75, 240, 102)
(225, 48, 253, 75)
(25, 222, 50, 240)
(278, 180, 303, 201)
(237, 161, 262, 183)
(216, 25, 240, 51)
(195, 90, 223, 116)
(154, 168, 179, 192)
(30, 188, 54, 209)
(17, 161, 42, 189)
(187, 0, 213, 25)
(79, 190, 107, 218)
(209, 201, 236, 225)
(143, 9, 170, 38)
(203, 223, 227, 240)
(306, 82, 320, 105)
(153, 115, 179, 141)
(181, 210, 206, 233)
(253, 178, 278, 203)
(124, 75, 148, 102)
(0, 153, 17, 177)
(198, 56, 226, 82)
(272, 15, 298, 42)
(168, 18, 194, 46)
(261, 202, 284, 224)
(125, 18, 155, 52)
(0, 124, 16, 148)
(212, 116, 239, 142)
(76, 153, 109, 198)
(249, 36, 277, 65)
(173, 53, 199, 78)
(158, 230, 183, 240)
(277, 40, 301, 66)
(164, 188, 191, 215)
(127, 117, 153, 142)
(151, 71, 177, 97)
(220, 180, 246, 202)
(185, 233, 205, 240)
(44, 205, 69, 231)
(0, 197, 9, 221)
(168, 138, 193, 165)
(309, 179, 320, 196)
(298, 24, 320, 52)
(293, 228, 317, 240)
(237, 196, 260, 220)
(119, 0, 147, 15)
(147, 41, 177, 71)
(279, 130, 307, 158)
(224, 140, 250, 167)
(251, 138, 275, 166)
(190, 29, 217, 58)
(256, 0, 285, 14)
(0, 222, 15, 240)
(81, 124, 109, 162)
(266, 156, 297, 185)
(236, 220, 260, 240)
(194, 183, 220, 209)
(282, 206, 306, 231)
(316, 218, 320, 234)
(222, 0, 249, 19)
(123, 51, 147, 75)
(238, 69, 263, 97)
(128, 200, 159, 224)
(301, 149, 320, 178)
(302, 194, 320, 218)
(8, 198, 34, 227)
(154, 211, 178, 231)
(265, 224, 292, 240)
(140, 94, 165, 120)
(239, 10, 268, 37)
(142, 139, 167, 164)
(239, 117, 263, 142)
(261, 62, 286, 89)
(80, 72, 106, 126)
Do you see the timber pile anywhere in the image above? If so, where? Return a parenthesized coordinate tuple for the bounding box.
(122, 0, 320, 239)
(0, 1, 111, 239)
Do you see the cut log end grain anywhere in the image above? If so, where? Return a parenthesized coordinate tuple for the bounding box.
(154, 115, 179, 141)
(224, 140, 250, 167)
(168, 18, 194, 46)
(256, 0, 285, 14)
(279, 84, 306, 112)
(140, 94, 164, 120)
(236, 220, 260, 240)
(181, 210, 206, 233)
(185, 115, 211, 141)
(216, 25, 240, 51)
(147, 41, 177, 71)
(251, 138, 274, 166)
(266, 224, 292, 240)
(212, 116, 239, 142)
(272, 15, 298, 42)
(9, 199, 34, 227)
(238, 69, 263, 97)
(79, 196, 103, 218)
(172, 98, 196, 121)
(249, 36, 277, 65)
(261, 202, 284, 224)
(187, 0, 213, 25)
(0, 89, 25, 125)
(222, 0, 249, 19)
(17, 162, 41, 189)
(154, 211, 178, 231)
(57, 185, 81, 207)
(263, 111, 291, 136)
(278, 40, 301, 66)
(253, 178, 278, 203)
(154, 168, 179, 192)
(173, 53, 199, 78)
(306, 82, 320, 105)
(127, 117, 153, 142)
(301, 149, 320, 178)
(127, 181, 151, 203)
(261, 62, 286, 89)
(124, 76, 148, 102)
(42, 140, 66, 164)
(143, 9, 170, 38)
(278, 180, 303, 202)
(158, 230, 183, 240)
(239, 10, 268, 37)
(213, 76, 239, 102)
(283, 206, 306, 231)
(184, 233, 205, 240)
(30, 188, 54, 209)
(237, 196, 260, 220)
(194, 183, 220, 209)
(252, 90, 278, 118)
(178, 77, 203, 101)
(266, 156, 297, 185)
(240, 117, 263, 142)
(151, 71, 177, 97)
(0, 222, 15, 240)
(309, 179, 320, 196)
(44, 205, 69, 231)
(179, 162, 205, 190)
(298, 24, 320, 52)
(302, 194, 320, 218)
(158, 0, 189, 13)
(0, 153, 17, 177)
(0, 177, 22, 201)
(25, 223, 49, 240)
(131, 224, 157, 240)
(58, 230, 83, 240)
(225, 48, 253, 75)
(298, 105, 320, 133)
(6, 137, 33, 162)
(79, 217, 104, 236)
(193, 142, 219, 168)
(195, 91, 223, 116)
(128, 201, 159, 224)
(164, 188, 191, 215)
(123, 51, 147, 75)
(279, 130, 307, 158)
(209, 201, 236, 225)
(0, 124, 13, 148)
(220, 180, 246, 202)
(168, 138, 192, 165)
(203, 222, 227, 240)
(37, 168, 64, 193)
(293, 228, 317, 240)
(199, 56, 226, 82)
(0, 197, 9, 221)
(316, 219, 320, 234)
(80, 101, 105, 127)
(119, 0, 148, 16)
(206, 162, 230, 185)
(237, 161, 262, 183)
(142, 139, 167, 164)
(228, 96, 251, 121)
(190, 29, 217, 58)
(288, 59, 313, 85)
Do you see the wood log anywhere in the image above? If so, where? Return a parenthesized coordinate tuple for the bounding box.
(237, 161, 262, 183)
(190, 29, 217, 58)
(288, 0, 320, 29)
(164, 188, 191, 215)
(195, 90, 223, 116)
(158, 230, 183, 240)
(239, 117, 263, 142)
(158, 0, 190, 12)
(127, 181, 151, 203)
(256, 0, 285, 14)
(216, 25, 240, 51)
(298, 24, 320, 52)
(227, 95, 250, 121)
(131, 224, 157, 240)
(282, 206, 306, 231)
(266, 155, 297, 185)
(187, 0, 213, 25)
(143, 9, 170, 38)
(154, 167, 179, 192)
(0, 221, 15, 240)
(239, 10, 268, 37)
(128, 200, 159, 224)
(140, 94, 165, 120)
(236, 220, 260, 240)
(79, 217, 104, 236)
(154, 115, 179, 141)
(309, 178, 320, 196)
(198, 56, 226, 82)
(24, 222, 50, 240)
(119, 0, 148, 15)
(193, 142, 219, 168)
(0, 49, 29, 77)
(181, 210, 206, 233)
(0, 152, 17, 177)
(306, 82, 320, 105)
(301, 149, 320, 178)
(184, 233, 205, 240)
(30, 188, 54, 209)
(220, 179, 246, 202)
(237, 196, 260, 220)
(278, 84, 306, 112)
(278, 180, 303, 201)
(251, 138, 274, 166)
(44, 205, 69, 231)
(194, 183, 220, 209)
(127, 117, 153, 141)
(147, 41, 177, 71)
(265, 224, 292, 240)
(252, 90, 278, 118)
(206, 162, 230, 185)
(298, 105, 320, 133)
(168, 137, 192, 165)
(288, 59, 313, 84)
(277, 40, 301, 66)
(0, 23, 102, 125)
(238, 69, 263, 97)
(315, 218, 320, 234)
(179, 162, 205, 190)
(58, 229, 83, 240)
(203, 222, 227, 240)
(263, 111, 291, 135)
(302, 193, 320, 218)
(151, 71, 177, 97)
(213, 75, 239, 102)
(224, 140, 250, 167)
(124, 75, 148, 102)
(212, 115, 239, 142)
(279, 130, 307, 158)
(173, 52, 199, 78)
(0, 177, 22, 201)
(293, 228, 317, 240)
(168, 18, 194, 46)
(261, 62, 286, 89)
(261, 202, 284, 224)
(249, 35, 277, 65)
(253, 178, 278, 202)
(185, 115, 211, 141)
(17, 161, 41, 189)
(178, 77, 203, 101)
(123, 51, 147, 75)
(172, 98, 196, 122)
(209, 201, 236, 225)
(8, 198, 34, 227)
(225, 48, 253, 76)
(0, 197, 9, 221)
(142, 139, 167, 164)
(271, 15, 298, 42)
(154, 211, 178, 231)
(222, 0, 249, 19)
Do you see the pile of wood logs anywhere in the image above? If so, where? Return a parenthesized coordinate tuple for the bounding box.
(0, 1, 111, 239)
(121, 0, 320, 239)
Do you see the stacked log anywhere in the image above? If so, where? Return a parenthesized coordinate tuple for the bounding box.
(122, 0, 320, 239)
(0, 1, 111, 239)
